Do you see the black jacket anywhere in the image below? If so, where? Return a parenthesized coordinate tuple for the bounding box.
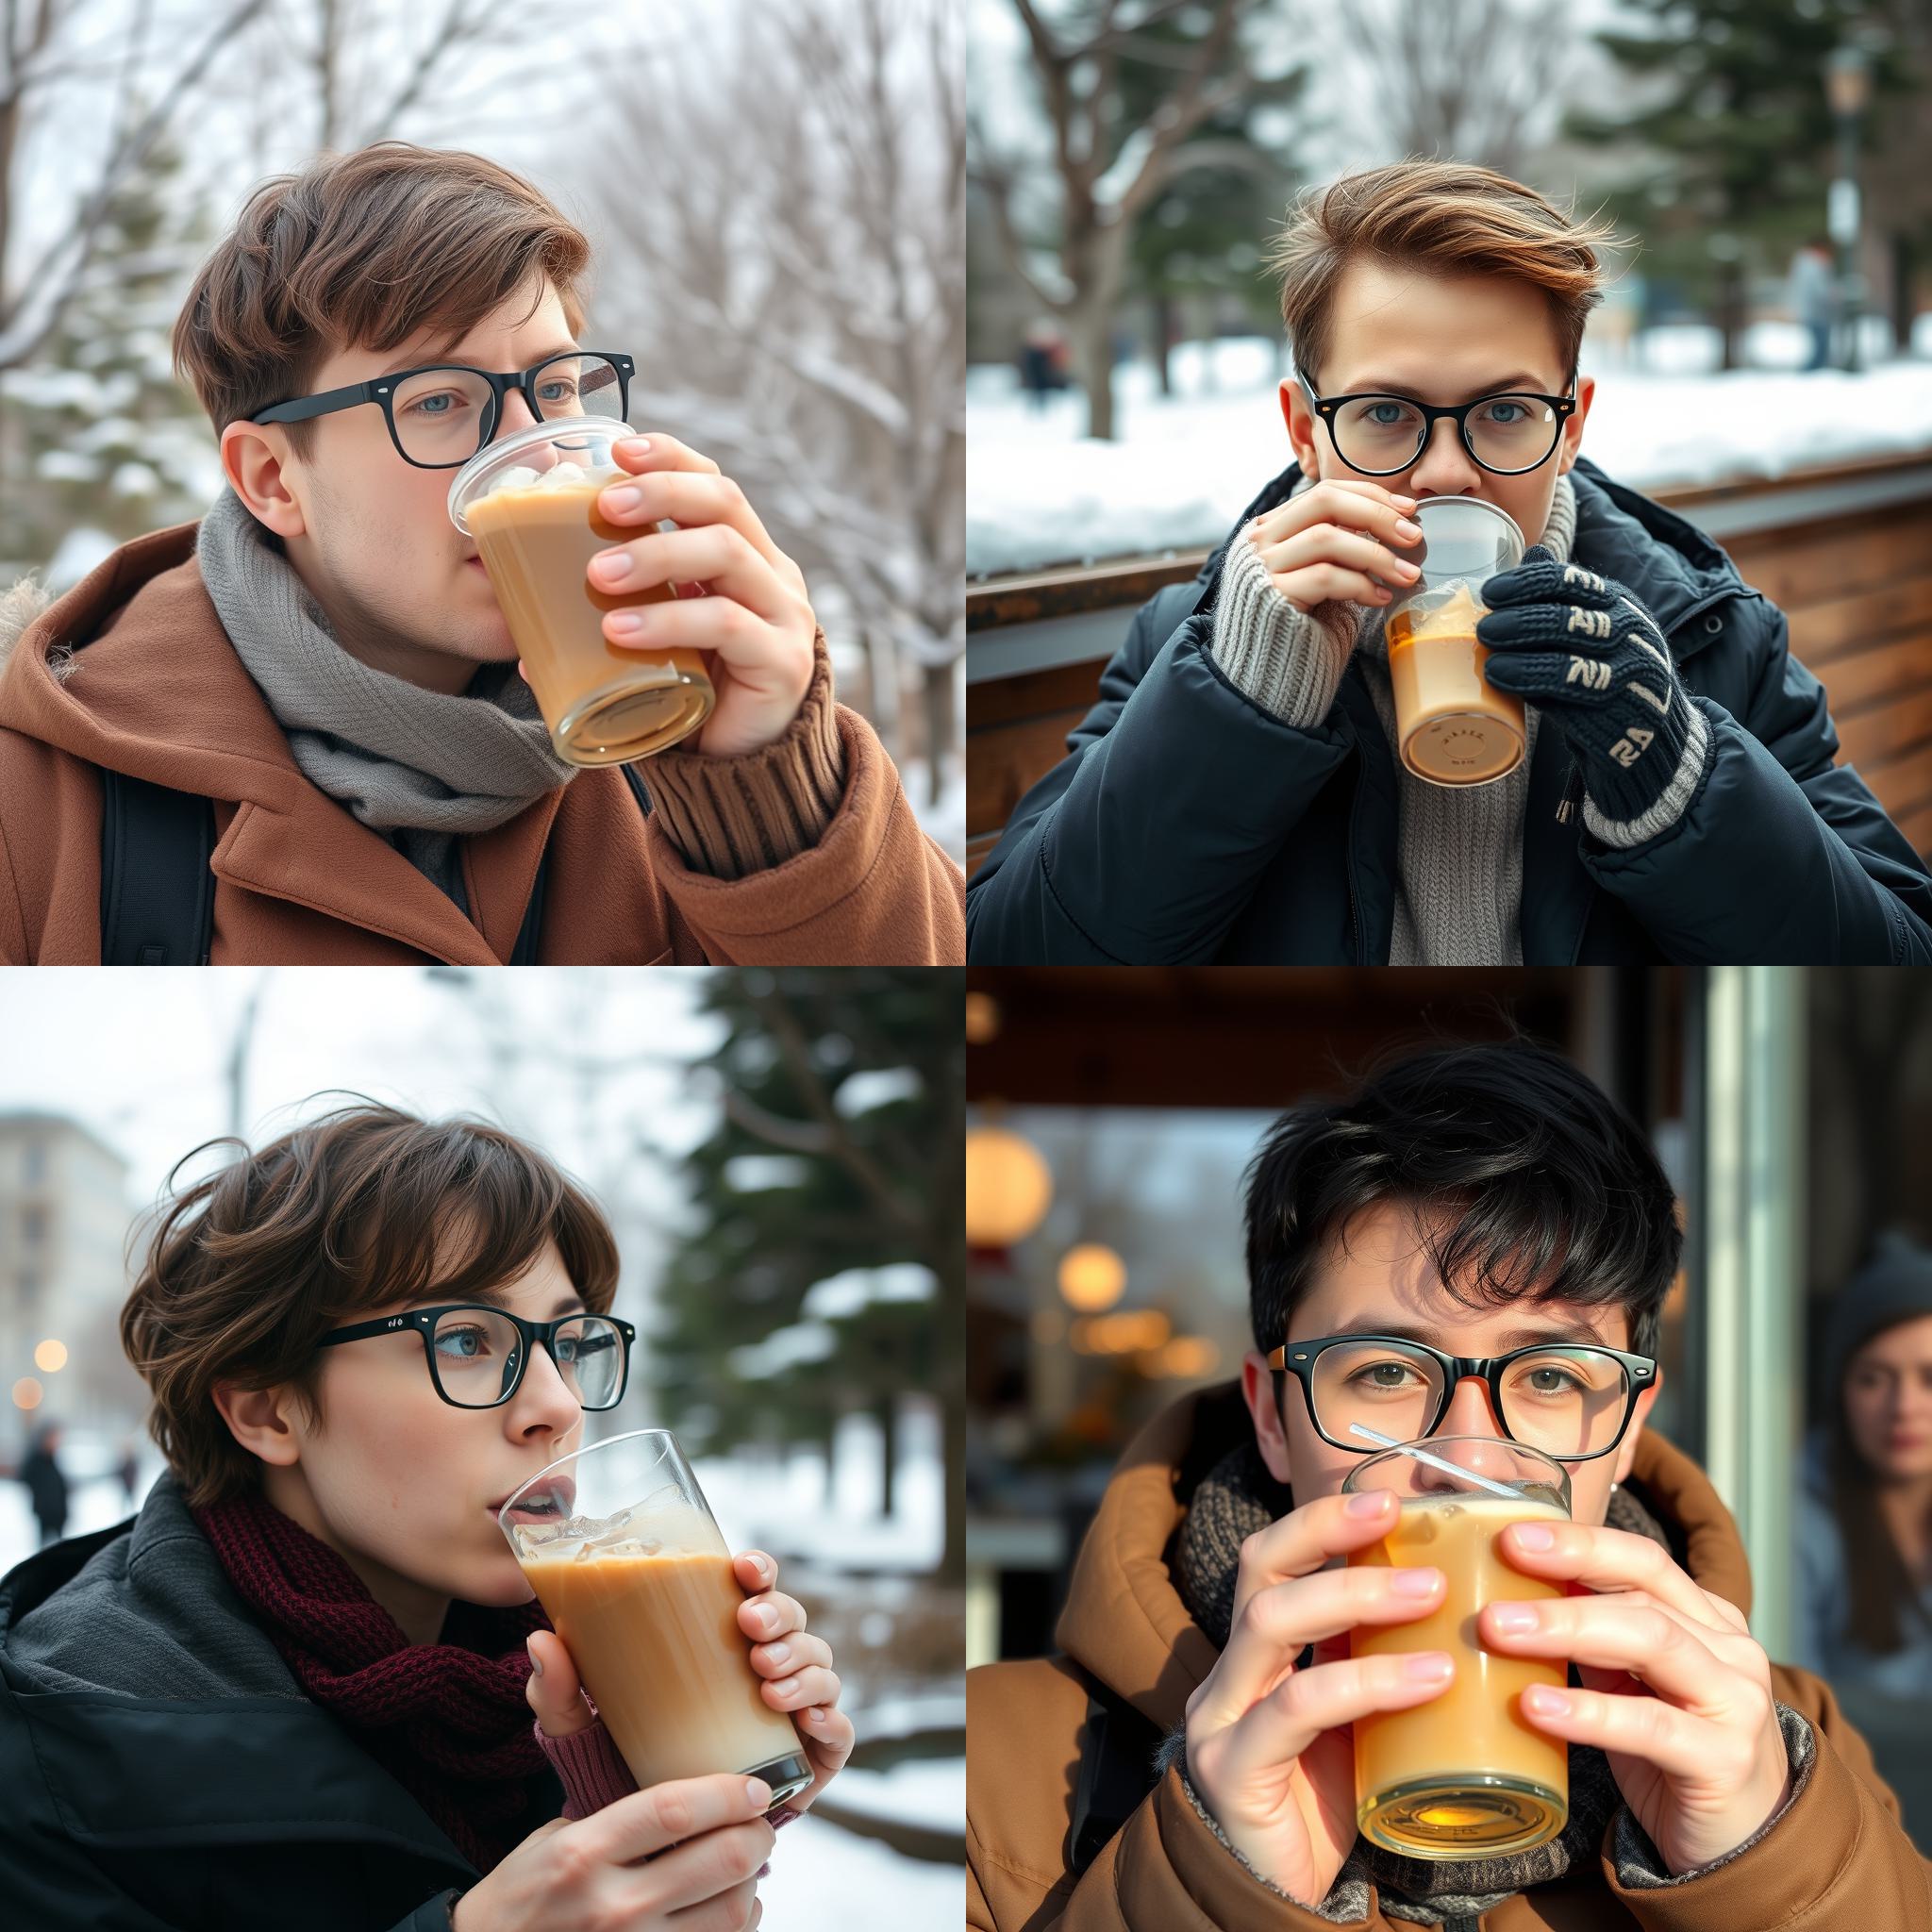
(0, 1470, 561, 1931)
(967, 455, 1932, 963)
(19, 1442, 68, 1529)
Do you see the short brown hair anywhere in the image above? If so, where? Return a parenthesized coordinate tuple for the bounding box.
(120, 1100, 621, 1509)
(1266, 160, 1626, 390)
(172, 141, 592, 458)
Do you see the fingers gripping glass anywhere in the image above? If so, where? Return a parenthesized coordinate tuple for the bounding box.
(250, 352, 636, 469)
(317, 1305, 637, 1409)
(1266, 1333, 1657, 1462)
(1298, 366, 1578, 476)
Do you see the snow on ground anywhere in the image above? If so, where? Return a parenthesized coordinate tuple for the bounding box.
(764, 1812, 962, 1931)
(967, 325, 1932, 577)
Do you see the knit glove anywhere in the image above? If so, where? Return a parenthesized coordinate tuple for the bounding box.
(1476, 545, 1710, 840)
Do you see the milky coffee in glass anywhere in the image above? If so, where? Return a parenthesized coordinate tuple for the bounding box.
(499, 1430, 810, 1811)
(1382, 496, 1526, 786)
(1344, 1438, 1570, 1859)
(450, 422, 714, 765)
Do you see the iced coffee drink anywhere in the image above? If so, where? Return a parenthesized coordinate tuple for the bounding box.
(450, 422, 714, 765)
(1383, 496, 1527, 786)
(499, 1431, 811, 1810)
(1344, 1439, 1571, 1860)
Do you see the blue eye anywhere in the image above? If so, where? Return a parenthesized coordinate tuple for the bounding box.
(1367, 403, 1410, 426)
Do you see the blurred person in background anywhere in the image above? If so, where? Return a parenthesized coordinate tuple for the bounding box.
(1789, 238, 1837, 374)
(968, 162, 1932, 967)
(17, 1422, 69, 1550)
(968, 1038, 1931, 1930)
(0, 142, 964, 967)
(0, 1102, 852, 1932)
(116, 1435, 141, 1508)
(1796, 1236, 1932, 1697)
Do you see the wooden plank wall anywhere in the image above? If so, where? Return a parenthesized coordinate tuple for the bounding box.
(967, 476, 1932, 879)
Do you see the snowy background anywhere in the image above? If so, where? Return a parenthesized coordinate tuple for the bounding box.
(0, 0, 963, 857)
(0, 968, 963, 1932)
(968, 324, 1932, 575)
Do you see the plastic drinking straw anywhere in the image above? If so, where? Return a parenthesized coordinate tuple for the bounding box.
(1348, 1423, 1526, 1501)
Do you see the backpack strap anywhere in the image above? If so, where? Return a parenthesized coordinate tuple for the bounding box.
(98, 769, 216, 964)
(1067, 1672, 1166, 1880)
(95, 760, 652, 968)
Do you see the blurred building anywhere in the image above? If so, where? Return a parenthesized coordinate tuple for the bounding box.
(0, 1112, 137, 1449)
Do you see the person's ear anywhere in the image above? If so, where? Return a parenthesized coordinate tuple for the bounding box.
(1555, 373, 1595, 477)
(1610, 1366, 1662, 1487)
(1241, 1349, 1295, 1484)
(210, 1380, 304, 1470)
(220, 421, 309, 541)
(1280, 378, 1322, 480)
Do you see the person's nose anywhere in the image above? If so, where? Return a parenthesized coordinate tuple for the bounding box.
(1435, 1371, 1507, 1441)
(508, 1336, 582, 1434)
(1402, 414, 1485, 497)
(493, 384, 541, 440)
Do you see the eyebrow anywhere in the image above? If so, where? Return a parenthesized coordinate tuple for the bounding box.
(422, 1285, 589, 1319)
(1342, 372, 1549, 401)
(1324, 1315, 1612, 1351)
(375, 342, 583, 380)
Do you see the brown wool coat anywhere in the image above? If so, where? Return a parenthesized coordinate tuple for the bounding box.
(0, 523, 964, 964)
(969, 1382, 1932, 1932)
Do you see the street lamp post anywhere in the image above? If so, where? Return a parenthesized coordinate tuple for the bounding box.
(1824, 45, 1872, 374)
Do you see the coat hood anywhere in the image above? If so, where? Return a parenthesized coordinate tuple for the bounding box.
(1054, 1380, 1754, 1736)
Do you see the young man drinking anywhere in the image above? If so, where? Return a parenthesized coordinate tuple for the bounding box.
(967, 161, 1932, 966)
(0, 142, 963, 965)
(968, 1038, 1932, 1929)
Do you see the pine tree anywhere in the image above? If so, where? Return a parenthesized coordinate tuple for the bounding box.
(1, 106, 218, 575)
(650, 969, 965, 1583)
(1567, 0, 1914, 370)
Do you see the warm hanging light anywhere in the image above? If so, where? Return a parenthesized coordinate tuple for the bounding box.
(965, 1124, 1053, 1246)
(1058, 1243, 1126, 1311)
(965, 991, 1002, 1044)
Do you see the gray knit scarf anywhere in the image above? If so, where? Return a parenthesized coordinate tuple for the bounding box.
(1169, 1440, 1674, 1924)
(196, 487, 579, 909)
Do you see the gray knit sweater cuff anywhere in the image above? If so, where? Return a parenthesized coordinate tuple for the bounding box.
(1581, 700, 1712, 849)
(1210, 532, 1356, 727)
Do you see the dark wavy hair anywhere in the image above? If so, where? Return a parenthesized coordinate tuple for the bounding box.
(1244, 1037, 1680, 1381)
(119, 1097, 620, 1508)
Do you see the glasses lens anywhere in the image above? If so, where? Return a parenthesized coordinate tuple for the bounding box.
(1465, 393, 1561, 473)
(1330, 393, 1561, 474)
(391, 366, 495, 464)
(1310, 1341, 1629, 1458)
(526, 353, 625, 425)
(430, 1308, 625, 1408)
(1495, 1347, 1630, 1457)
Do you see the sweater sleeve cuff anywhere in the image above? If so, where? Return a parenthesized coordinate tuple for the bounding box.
(1209, 532, 1357, 728)
(1607, 1701, 1815, 1891)
(534, 1716, 638, 1821)
(642, 630, 848, 878)
(1581, 699, 1711, 849)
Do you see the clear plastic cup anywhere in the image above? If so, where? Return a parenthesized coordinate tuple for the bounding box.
(1382, 496, 1527, 786)
(498, 1429, 811, 1811)
(449, 421, 714, 765)
(1343, 1436, 1571, 1859)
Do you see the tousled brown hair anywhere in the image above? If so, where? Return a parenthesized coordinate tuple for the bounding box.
(1266, 160, 1627, 391)
(171, 141, 592, 458)
(120, 1099, 621, 1509)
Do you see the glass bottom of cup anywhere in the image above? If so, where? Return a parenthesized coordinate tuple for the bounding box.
(554, 664, 715, 765)
(1357, 1771, 1567, 1860)
(1399, 709, 1525, 787)
(746, 1750, 815, 1812)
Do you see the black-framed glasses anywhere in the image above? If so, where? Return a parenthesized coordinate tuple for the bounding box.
(1297, 364, 1578, 476)
(317, 1304, 636, 1410)
(249, 350, 636, 470)
(1265, 1331, 1657, 1463)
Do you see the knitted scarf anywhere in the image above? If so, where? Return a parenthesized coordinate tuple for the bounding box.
(1170, 1440, 1676, 1924)
(192, 1487, 557, 1876)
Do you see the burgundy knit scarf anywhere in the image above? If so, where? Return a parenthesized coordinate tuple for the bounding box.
(192, 1487, 557, 1876)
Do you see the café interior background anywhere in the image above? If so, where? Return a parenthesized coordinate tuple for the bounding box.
(965, 965, 1932, 1853)
(0, 966, 964, 1932)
